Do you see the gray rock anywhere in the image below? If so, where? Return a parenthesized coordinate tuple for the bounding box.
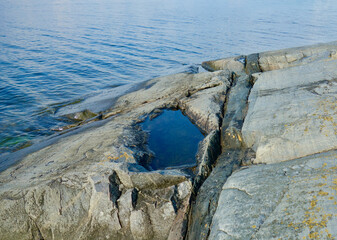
(186, 150, 247, 240)
(259, 40, 337, 71)
(179, 71, 231, 134)
(64, 109, 98, 121)
(242, 59, 337, 164)
(221, 72, 251, 150)
(202, 56, 245, 72)
(130, 210, 153, 240)
(2, 41, 337, 240)
(193, 130, 221, 192)
(245, 53, 261, 75)
(208, 150, 337, 240)
(0, 69, 230, 240)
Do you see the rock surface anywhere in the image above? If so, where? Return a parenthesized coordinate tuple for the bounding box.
(242, 60, 337, 164)
(1, 41, 337, 240)
(259, 40, 337, 71)
(0, 70, 231, 240)
(209, 150, 337, 240)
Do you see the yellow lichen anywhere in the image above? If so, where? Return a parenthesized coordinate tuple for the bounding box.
(318, 190, 329, 196)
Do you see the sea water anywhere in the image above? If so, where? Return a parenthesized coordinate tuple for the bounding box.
(1, 0, 337, 153)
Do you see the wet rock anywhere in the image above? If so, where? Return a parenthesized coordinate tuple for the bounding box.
(245, 53, 261, 74)
(221, 72, 251, 149)
(186, 150, 246, 240)
(64, 109, 98, 121)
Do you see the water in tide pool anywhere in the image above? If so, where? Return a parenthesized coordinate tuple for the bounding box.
(1, 0, 337, 154)
(142, 110, 204, 170)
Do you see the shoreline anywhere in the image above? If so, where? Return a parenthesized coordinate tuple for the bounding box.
(0, 41, 337, 239)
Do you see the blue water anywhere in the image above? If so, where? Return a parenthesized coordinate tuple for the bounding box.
(1, 0, 337, 153)
(142, 110, 204, 170)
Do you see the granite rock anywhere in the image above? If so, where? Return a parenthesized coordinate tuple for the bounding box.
(209, 150, 337, 240)
(242, 60, 337, 164)
(259, 40, 337, 71)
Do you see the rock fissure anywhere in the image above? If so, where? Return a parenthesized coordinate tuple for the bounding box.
(186, 82, 223, 97)
(108, 171, 122, 207)
(186, 57, 259, 239)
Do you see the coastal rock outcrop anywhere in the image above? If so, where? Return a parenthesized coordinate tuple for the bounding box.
(1, 41, 337, 240)
(0, 69, 231, 240)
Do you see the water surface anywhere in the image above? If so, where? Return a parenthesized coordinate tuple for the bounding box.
(142, 110, 204, 170)
(1, 0, 337, 153)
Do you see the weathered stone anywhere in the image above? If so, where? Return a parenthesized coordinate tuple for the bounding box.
(179, 71, 231, 134)
(186, 68, 255, 239)
(130, 210, 153, 240)
(193, 130, 221, 192)
(2, 41, 337, 240)
(202, 56, 245, 72)
(242, 60, 337, 164)
(221, 72, 251, 149)
(259, 40, 337, 71)
(0, 69, 229, 240)
(209, 150, 337, 240)
(245, 53, 261, 74)
(186, 150, 245, 240)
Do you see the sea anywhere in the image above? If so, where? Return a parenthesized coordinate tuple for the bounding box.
(1, 0, 337, 154)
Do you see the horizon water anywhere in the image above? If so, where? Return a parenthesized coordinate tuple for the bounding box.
(1, 0, 337, 154)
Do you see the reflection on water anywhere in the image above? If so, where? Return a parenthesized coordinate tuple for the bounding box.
(142, 110, 204, 170)
(1, 0, 337, 153)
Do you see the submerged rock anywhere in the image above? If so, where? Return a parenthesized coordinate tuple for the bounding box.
(64, 109, 98, 121)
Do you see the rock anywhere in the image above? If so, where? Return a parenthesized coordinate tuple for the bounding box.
(245, 53, 261, 74)
(221, 72, 251, 149)
(242, 59, 337, 164)
(64, 109, 98, 121)
(130, 210, 153, 240)
(2, 41, 337, 240)
(193, 130, 221, 192)
(0, 69, 229, 239)
(0, 162, 193, 240)
(208, 149, 337, 240)
(186, 149, 251, 240)
(259, 40, 337, 71)
(202, 56, 245, 72)
(179, 71, 231, 134)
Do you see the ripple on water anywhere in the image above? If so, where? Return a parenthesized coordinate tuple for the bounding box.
(1, 0, 337, 155)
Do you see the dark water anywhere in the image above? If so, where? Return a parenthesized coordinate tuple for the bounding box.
(142, 110, 204, 170)
(1, 0, 337, 153)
